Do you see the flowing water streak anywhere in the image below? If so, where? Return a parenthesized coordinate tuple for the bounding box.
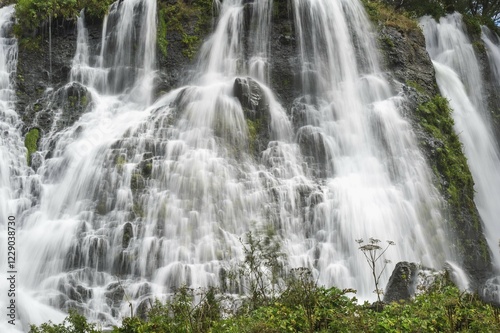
(420, 14, 500, 271)
(15, 0, 299, 325)
(481, 26, 500, 83)
(12, 0, 159, 327)
(248, 0, 273, 82)
(0, 6, 67, 332)
(289, 0, 452, 297)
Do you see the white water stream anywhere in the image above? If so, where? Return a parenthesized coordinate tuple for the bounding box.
(421, 14, 500, 276)
(0, 0, 467, 330)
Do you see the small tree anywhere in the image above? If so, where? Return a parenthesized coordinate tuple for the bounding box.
(356, 238, 395, 303)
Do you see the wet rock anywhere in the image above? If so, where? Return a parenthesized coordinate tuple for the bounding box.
(270, 1, 299, 111)
(136, 297, 153, 320)
(113, 251, 132, 277)
(30, 151, 43, 172)
(233, 77, 271, 156)
(384, 262, 419, 303)
(88, 237, 108, 271)
(297, 125, 329, 178)
(481, 276, 500, 305)
(379, 26, 438, 97)
(122, 222, 133, 248)
(16, 20, 102, 129)
(105, 282, 125, 307)
(53, 82, 93, 130)
(233, 77, 268, 118)
(76, 285, 93, 302)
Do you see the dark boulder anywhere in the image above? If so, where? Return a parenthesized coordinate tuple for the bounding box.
(233, 77, 268, 119)
(384, 261, 419, 303)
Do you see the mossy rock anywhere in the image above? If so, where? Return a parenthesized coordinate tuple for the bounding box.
(24, 127, 40, 166)
(233, 77, 271, 157)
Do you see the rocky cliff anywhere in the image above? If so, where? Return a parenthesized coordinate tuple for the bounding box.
(11, 0, 494, 292)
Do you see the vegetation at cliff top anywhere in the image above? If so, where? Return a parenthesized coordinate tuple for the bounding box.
(14, 0, 114, 34)
(373, 0, 500, 33)
(386, 0, 500, 24)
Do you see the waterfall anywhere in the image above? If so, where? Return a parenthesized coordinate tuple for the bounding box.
(0, 5, 67, 332)
(482, 26, 500, 84)
(2, 0, 466, 329)
(289, 0, 451, 295)
(420, 14, 500, 276)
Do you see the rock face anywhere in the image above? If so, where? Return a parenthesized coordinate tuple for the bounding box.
(376, 20, 492, 287)
(379, 26, 438, 97)
(269, 0, 300, 112)
(16, 21, 102, 132)
(384, 262, 419, 303)
(233, 77, 271, 156)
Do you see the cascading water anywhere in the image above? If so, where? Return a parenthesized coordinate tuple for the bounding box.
(3, 0, 467, 329)
(0, 5, 65, 333)
(482, 26, 500, 83)
(288, 0, 452, 294)
(420, 15, 500, 278)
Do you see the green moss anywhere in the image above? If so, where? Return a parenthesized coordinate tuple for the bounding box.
(361, 0, 419, 32)
(130, 173, 144, 192)
(24, 128, 39, 165)
(157, 0, 213, 59)
(18, 36, 42, 52)
(80, 95, 88, 107)
(132, 202, 144, 218)
(246, 118, 261, 153)
(115, 155, 126, 166)
(406, 80, 425, 94)
(381, 36, 395, 48)
(157, 7, 168, 57)
(416, 96, 488, 262)
(68, 95, 78, 108)
(417, 96, 474, 206)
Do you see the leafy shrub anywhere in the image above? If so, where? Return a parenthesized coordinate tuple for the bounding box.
(29, 310, 99, 333)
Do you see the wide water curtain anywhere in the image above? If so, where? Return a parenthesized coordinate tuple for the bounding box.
(290, 0, 451, 296)
(420, 14, 500, 272)
(0, 0, 475, 329)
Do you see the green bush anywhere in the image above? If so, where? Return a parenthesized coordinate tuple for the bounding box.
(29, 271, 500, 333)
(29, 310, 100, 333)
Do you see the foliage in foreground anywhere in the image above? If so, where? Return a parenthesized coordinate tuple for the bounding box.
(30, 274, 500, 333)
